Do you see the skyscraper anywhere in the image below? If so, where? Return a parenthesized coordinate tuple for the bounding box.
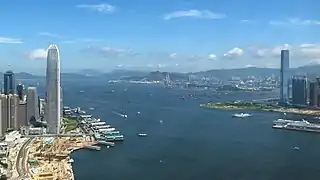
(292, 76, 307, 106)
(309, 78, 320, 107)
(0, 94, 19, 131)
(45, 44, 61, 134)
(4, 70, 15, 95)
(27, 87, 39, 123)
(279, 50, 290, 104)
(17, 83, 24, 101)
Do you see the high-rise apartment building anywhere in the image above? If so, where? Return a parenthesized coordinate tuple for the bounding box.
(0, 94, 19, 131)
(4, 70, 15, 95)
(292, 76, 308, 106)
(279, 50, 290, 104)
(45, 44, 61, 134)
(27, 87, 40, 123)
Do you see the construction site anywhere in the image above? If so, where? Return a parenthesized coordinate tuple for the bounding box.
(27, 136, 95, 180)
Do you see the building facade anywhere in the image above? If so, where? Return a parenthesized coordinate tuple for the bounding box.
(45, 44, 61, 134)
(4, 71, 15, 95)
(0, 94, 19, 131)
(309, 78, 320, 107)
(279, 50, 290, 104)
(27, 87, 40, 123)
(292, 76, 308, 106)
(17, 102, 27, 128)
(16, 83, 24, 101)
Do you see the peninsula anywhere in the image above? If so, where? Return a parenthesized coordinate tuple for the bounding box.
(200, 101, 320, 116)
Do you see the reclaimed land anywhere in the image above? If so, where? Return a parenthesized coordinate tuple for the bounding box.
(200, 101, 320, 116)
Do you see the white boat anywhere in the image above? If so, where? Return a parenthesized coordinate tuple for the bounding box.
(293, 146, 300, 150)
(232, 113, 252, 118)
(138, 133, 147, 137)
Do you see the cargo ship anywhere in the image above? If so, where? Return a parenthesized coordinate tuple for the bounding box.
(272, 119, 320, 133)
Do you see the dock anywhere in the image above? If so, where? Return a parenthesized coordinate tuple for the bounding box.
(97, 140, 115, 147)
(84, 145, 101, 151)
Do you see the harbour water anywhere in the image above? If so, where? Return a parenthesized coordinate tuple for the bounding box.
(30, 79, 320, 180)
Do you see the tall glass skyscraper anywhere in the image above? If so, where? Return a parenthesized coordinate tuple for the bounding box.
(4, 70, 15, 95)
(280, 50, 290, 104)
(45, 44, 61, 134)
(292, 76, 307, 106)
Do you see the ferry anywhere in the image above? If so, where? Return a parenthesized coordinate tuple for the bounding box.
(273, 119, 297, 125)
(137, 133, 147, 137)
(232, 113, 252, 118)
(272, 119, 320, 133)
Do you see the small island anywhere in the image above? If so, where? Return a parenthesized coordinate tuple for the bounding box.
(200, 101, 320, 116)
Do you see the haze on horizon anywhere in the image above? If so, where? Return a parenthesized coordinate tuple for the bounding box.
(0, 0, 319, 74)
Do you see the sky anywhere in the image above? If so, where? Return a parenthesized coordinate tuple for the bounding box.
(0, 0, 320, 74)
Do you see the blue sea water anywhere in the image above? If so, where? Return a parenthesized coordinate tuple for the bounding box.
(25, 79, 320, 180)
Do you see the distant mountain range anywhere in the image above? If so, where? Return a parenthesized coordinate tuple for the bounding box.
(7, 64, 320, 81)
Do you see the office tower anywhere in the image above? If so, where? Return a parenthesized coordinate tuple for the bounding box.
(45, 44, 61, 134)
(16, 83, 24, 101)
(27, 87, 40, 123)
(4, 70, 16, 95)
(17, 102, 27, 128)
(292, 76, 308, 105)
(0, 98, 3, 137)
(60, 87, 63, 117)
(0, 94, 19, 131)
(279, 50, 290, 104)
(309, 78, 320, 107)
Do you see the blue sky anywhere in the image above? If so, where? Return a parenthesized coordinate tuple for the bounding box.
(0, 0, 320, 74)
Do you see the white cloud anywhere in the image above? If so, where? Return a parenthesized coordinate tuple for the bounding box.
(269, 18, 320, 26)
(38, 32, 61, 38)
(0, 37, 23, 44)
(298, 44, 320, 59)
(169, 53, 177, 58)
(79, 38, 104, 43)
(61, 40, 76, 44)
(270, 44, 291, 57)
(164, 10, 226, 20)
(223, 47, 243, 59)
(76, 3, 115, 13)
(240, 19, 253, 23)
(245, 64, 256, 68)
(249, 44, 291, 58)
(98, 47, 137, 57)
(208, 54, 217, 60)
(27, 49, 47, 60)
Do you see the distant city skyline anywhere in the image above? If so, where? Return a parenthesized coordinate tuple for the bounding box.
(0, 0, 320, 72)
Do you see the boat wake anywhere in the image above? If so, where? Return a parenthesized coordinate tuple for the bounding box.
(112, 111, 128, 118)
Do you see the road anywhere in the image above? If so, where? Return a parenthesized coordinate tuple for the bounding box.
(16, 138, 32, 179)
(23, 133, 89, 138)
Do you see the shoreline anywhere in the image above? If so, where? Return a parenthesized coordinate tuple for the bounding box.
(200, 103, 320, 116)
(68, 141, 99, 180)
(25, 136, 97, 179)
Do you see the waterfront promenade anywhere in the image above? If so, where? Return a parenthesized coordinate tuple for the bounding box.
(201, 102, 320, 116)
